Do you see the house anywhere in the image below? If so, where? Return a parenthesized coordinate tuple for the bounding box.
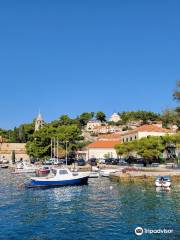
(93, 125, 121, 134)
(109, 113, 121, 122)
(97, 133, 121, 141)
(87, 141, 120, 159)
(86, 120, 102, 132)
(121, 124, 174, 143)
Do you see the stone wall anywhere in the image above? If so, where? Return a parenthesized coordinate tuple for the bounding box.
(0, 143, 29, 161)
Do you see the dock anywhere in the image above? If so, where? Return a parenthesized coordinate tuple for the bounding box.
(110, 167, 180, 183)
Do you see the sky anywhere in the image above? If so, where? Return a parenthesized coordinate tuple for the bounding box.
(0, 0, 179, 129)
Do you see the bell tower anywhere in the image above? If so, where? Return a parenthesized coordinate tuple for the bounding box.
(35, 112, 45, 131)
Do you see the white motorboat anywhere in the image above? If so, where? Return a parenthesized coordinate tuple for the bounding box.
(14, 162, 38, 174)
(155, 176, 171, 188)
(99, 169, 117, 177)
(25, 167, 90, 188)
(88, 172, 99, 178)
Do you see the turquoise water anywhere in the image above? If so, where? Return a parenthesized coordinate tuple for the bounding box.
(0, 169, 179, 240)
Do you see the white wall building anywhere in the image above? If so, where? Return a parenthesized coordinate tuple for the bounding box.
(109, 113, 121, 122)
(87, 141, 120, 159)
(86, 120, 102, 132)
(121, 124, 174, 142)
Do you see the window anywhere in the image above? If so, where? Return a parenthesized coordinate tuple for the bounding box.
(130, 137, 132, 141)
(59, 170, 68, 175)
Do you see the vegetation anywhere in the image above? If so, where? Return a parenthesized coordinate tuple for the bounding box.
(173, 80, 180, 101)
(119, 111, 160, 124)
(26, 121, 83, 159)
(96, 111, 106, 122)
(115, 133, 180, 163)
(11, 150, 16, 164)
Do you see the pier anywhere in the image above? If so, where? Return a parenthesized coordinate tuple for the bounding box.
(110, 167, 180, 183)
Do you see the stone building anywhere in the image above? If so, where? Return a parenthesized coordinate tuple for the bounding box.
(35, 112, 45, 131)
(0, 143, 29, 162)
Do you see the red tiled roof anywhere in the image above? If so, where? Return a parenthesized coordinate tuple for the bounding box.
(121, 124, 173, 136)
(87, 141, 121, 148)
(97, 133, 121, 140)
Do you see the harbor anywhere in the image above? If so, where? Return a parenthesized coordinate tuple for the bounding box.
(0, 167, 179, 240)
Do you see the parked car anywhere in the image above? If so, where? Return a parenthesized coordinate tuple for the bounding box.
(98, 158, 106, 164)
(105, 158, 115, 165)
(118, 159, 128, 165)
(88, 158, 97, 166)
(76, 159, 86, 166)
(43, 158, 55, 165)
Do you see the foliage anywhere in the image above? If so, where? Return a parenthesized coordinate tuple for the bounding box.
(115, 134, 180, 162)
(26, 123, 83, 159)
(96, 111, 106, 122)
(11, 150, 16, 164)
(173, 80, 180, 101)
(77, 112, 94, 126)
(119, 111, 160, 124)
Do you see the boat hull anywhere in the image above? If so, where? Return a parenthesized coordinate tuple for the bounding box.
(25, 176, 89, 188)
(155, 181, 171, 187)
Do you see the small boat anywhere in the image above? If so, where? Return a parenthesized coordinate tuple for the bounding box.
(99, 169, 117, 177)
(155, 176, 171, 188)
(25, 167, 89, 188)
(1, 164, 9, 169)
(36, 166, 50, 175)
(89, 172, 99, 178)
(14, 162, 38, 174)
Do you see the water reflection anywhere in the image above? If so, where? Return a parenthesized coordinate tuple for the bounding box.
(0, 169, 179, 240)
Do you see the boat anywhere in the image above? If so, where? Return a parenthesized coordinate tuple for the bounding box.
(99, 169, 117, 177)
(25, 167, 89, 188)
(36, 166, 50, 175)
(1, 164, 9, 169)
(155, 176, 171, 188)
(14, 162, 38, 174)
(88, 171, 99, 178)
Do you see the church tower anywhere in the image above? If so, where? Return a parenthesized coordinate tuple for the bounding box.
(35, 112, 45, 131)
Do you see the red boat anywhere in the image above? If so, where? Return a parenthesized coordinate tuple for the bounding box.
(36, 167, 50, 175)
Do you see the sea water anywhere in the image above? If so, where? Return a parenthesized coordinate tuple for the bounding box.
(0, 169, 179, 240)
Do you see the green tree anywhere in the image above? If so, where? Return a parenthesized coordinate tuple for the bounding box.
(136, 137, 164, 162)
(77, 112, 94, 126)
(12, 150, 16, 164)
(96, 111, 106, 122)
(26, 124, 83, 159)
(173, 80, 180, 101)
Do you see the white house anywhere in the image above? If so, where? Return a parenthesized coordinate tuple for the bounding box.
(109, 113, 121, 122)
(87, 141, 120, 159)
(86, 120, 102, 131)
(121, 124, 174, 143)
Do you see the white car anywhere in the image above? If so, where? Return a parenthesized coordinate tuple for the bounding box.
(98, 158, 106, 164)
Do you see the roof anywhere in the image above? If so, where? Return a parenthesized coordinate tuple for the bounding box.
(87, 141, 121, 148)
(36, 112, 43, 121)
(97, 133, 121, 140)
(121, 124, 173, 136)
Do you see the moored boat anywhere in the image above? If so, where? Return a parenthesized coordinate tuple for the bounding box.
(1, 164, 9, 169)
(36, 166, 50, 175)
(99, 169, 117, 177)
(25, 167, 89, 188)
(14, 162, 38, 174)
(155, 176, 171, 188)
(88, 171, 99, 178)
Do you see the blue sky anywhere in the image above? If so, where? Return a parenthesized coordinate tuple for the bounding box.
(0, 0, 179, 129)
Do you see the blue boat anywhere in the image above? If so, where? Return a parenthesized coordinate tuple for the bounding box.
(25, 167, 89, 188)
